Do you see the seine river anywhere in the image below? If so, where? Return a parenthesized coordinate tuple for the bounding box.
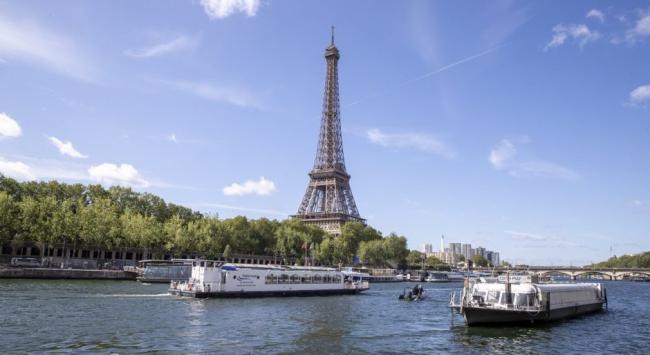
(1, 280, 648, 354)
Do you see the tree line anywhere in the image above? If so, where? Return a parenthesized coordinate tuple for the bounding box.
(591, 252, 650, 268)
(0, 175, 411, 267)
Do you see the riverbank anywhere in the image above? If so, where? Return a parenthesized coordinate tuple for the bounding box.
(0, 267, 136, 280)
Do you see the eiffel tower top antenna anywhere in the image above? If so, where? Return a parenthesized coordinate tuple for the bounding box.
(331, 25, 335, 45)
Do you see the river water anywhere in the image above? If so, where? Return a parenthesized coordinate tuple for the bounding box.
(0, 280, 648, 354)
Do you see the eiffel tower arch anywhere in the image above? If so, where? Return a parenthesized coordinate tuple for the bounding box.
(293, 29, 365, 235)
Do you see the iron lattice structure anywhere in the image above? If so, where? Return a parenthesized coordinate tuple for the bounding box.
(293, 32, 364, 235)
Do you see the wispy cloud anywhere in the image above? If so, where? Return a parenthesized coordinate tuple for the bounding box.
(348, 45, 503, 107)
(489, 139, 579, 180)
(0, 12, 96, 82)
(0, 112, 21, 139)
(627, 84, 650, 107)
(125, 35, 199, 58)
(0, 154, 190, 190)
(48, 136, 88, 158)
(200, 0, 261, 19)
(190, 202, 288, 217)
(0, 158, 34, 180)
(544, 24, 600, 51)
(367, 128, 455, 159)
(505, 230, 582, 248)
(88, 163, 150, 188)
(162, 80, 263, 109)
(223, 177, 276, 196)
(625, 8, 650, 43)
(0, 156, 87, 181)
(586, 9, 605, 23)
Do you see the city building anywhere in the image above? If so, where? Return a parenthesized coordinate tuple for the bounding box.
(461, 243, 473, 261)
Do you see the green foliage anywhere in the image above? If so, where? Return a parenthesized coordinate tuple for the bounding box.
(472, 254, 489, 267)
(592, 252, 650, 268)
(0, 191, 17, 245)
(0, 175, 412, 265)
(407, 250, 424, 268)
(357, 233, 409, 268)
(223, 244, 232, 260)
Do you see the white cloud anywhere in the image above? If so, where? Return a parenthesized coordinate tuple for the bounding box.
(164, 80, 262, 108)
(223, 177, 275, 196)
(201, 0, 261, 19)
(628, 84, 650, 107)
(48, 136, 87, 158)
(0, 112, 21, 138)
(631, 200, 644, 207)
(0, 13, 95, 81)
(586, 9, 605, 23)
(167, 133, 178, 143)
(544, 24, 600, 50)
(88, 163, 150, 187)
(367, 128, 455, 159)
(505, 230, 581, 248)
(0, 158, 34, 180)
(505, 230, 548, 241)
(626, 9, 650, 43)
(488, 139, 516, 169)
(489, 139, 579, 180)
(125, 35, 199, 58)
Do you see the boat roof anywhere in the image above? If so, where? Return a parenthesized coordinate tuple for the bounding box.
(191, 261, 340, 272)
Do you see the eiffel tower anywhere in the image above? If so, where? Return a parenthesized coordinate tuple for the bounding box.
(293, 28, 364, 235)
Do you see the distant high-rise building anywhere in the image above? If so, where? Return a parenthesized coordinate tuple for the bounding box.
(485, 251, 494, 266)
(440, 235, 445, 253)
(475, 247, 486, 258)
(449, 243, 462, 257)
(461, 243, 473, 261)
(491, 252, 500, 266)
(424, 244, 433, 254)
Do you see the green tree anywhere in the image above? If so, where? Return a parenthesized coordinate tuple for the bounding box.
(358, 239, 388, 267)
(0, 191, 18, 246)
(223, 244, 232, 261)
(472, 254, 489, 267)
(407, 250, 425, 268)
(79, 197, 121, 251)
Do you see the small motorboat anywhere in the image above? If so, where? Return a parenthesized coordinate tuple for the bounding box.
(398, 284, 426, 301)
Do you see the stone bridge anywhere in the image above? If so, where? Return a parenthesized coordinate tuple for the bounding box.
(474, 266, 650, 281)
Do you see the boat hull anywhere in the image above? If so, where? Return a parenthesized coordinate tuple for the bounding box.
(462, 301, 605, 326)
(169, 287, 367, 298)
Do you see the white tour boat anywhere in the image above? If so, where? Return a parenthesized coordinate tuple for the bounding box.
(449, 274, 607, 325)
(169, 261, 369, 298)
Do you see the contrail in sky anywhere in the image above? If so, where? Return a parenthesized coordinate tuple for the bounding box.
(346, 44, 505, 107)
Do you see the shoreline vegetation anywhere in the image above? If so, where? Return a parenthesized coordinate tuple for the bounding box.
(590, 252, 650, 268)
(0, 175, 448, 269)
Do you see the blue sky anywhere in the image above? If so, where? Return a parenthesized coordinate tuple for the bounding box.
(1, 0, 649, 265)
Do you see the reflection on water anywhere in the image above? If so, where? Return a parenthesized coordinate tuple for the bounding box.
(0, 280, 649, 353)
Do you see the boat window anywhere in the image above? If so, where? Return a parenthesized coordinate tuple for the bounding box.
(486, 291, 500, 304)
(313, 275, 322, 283)
(514, 293, 535, 307)
(280, 274, 289, 284)
(222, 272, 226, 284)
(200, 261, 205, 267)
